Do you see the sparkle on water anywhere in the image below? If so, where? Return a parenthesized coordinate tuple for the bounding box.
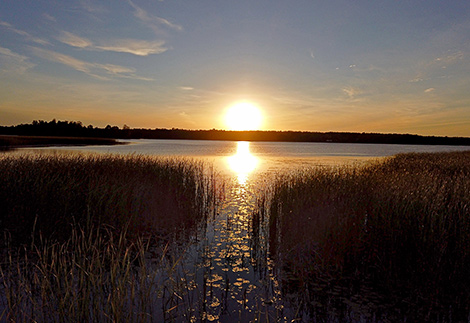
(156, 167, 288, 321)
(226, 142, 259, 185)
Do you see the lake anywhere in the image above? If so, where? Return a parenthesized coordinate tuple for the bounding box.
(26, 139, 470, 183)
(17, 140, 470, 321)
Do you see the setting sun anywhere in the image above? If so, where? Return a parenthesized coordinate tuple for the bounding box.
(224, 102, 263, 131)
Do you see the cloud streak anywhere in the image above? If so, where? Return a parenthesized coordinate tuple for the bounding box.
(79, 0, 106, 13)
(128, 0, 183, 33)
(42, 13, 56, 22)
(0, 20, 50, 45)
(435, 50, 464, 64)
(342, 86, 363, 100)
(58, 31, 93, 48)
(58, 31, 168, 56)
(31, 47, 153, 81)
(95, 39, 167, 56)
(0, 46, 36, 73)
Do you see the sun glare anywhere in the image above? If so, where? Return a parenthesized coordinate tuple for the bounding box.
(225, 102, 263, 131)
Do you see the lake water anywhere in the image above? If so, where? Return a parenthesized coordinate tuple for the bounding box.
(20, 140, 470, 320)
(28, 139, 470, 183)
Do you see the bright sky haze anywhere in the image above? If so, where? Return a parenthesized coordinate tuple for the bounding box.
(1, 1, 469, 136)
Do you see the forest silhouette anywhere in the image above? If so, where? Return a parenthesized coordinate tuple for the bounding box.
(2, 119, 470, 146)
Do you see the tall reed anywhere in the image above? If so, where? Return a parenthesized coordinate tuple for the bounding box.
(264, 151, 470, 321)
(0, 152, 218, 245)
(0, 152, 219, 321)
(0, 225, 186, 322)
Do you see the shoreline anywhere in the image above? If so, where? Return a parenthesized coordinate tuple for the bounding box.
(0, 135, 123, 151)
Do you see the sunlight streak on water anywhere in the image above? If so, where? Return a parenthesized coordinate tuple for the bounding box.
(185, 175, 287, 321)
(226, 142, 259, 185)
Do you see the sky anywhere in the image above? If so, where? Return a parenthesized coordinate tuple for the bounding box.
(1, 0, 469, 136)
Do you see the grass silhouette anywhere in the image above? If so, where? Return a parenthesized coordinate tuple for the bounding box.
(263, 151, 470, 321)
(0, 152, 219, 321)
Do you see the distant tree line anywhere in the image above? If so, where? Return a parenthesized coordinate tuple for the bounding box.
(0, 120, 123, 139)
(1, 119, 470, 146)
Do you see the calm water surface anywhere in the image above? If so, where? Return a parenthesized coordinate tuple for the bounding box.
(28, 139, 470, 181)
(21, 140, 470, 320)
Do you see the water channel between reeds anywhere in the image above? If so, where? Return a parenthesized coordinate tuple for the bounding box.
(167, 175, 284, 321)
(11, 139, 470, 321)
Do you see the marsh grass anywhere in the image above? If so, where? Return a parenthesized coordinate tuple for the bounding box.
(4, 149, 470, 321)
(0, 225, 194, 322)
(0, 152, 220, 322)
(264, 151, 470, 321)
(0, 152, 217, 245)
(0, 152, 290, 322)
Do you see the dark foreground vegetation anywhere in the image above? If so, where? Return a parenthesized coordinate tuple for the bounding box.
(0, 153, 218, 321)
(2, 150, 470, 321)
(262, 151, 470, 321)
(2, 119, 470, 145)
(0, 153, 216, 245)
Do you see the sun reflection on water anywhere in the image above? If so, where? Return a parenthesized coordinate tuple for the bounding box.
(226, 142, 259, 184)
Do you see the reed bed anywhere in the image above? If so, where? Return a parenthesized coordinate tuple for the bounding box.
(263, 151, 470, 321)
(0, 152, 217, 245)
(0, 152, 219, 322)
(2, 227, 152, 322)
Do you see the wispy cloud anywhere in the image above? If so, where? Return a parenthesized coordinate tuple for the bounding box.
(342, 86, 363, 99)
(435, 50, 464, 64)
(424, 88, 435, 93)
(309, 50, 315, 59)
(0, 20, 50, 45)
(99, 64, 135, 75)
(58, 31, 93, 48)
(412, 50, 466, 83)
(58, 31, 168, 56)
(95, 39, 167, 56)
(32, 47, 94, 75)
(409, 76, 424, 83)
(128, 0, 183, 33)
(31, 47, 153, 81)
(42, 13, 56, 22)
(79, 0, 107, 13)
(178, 111, 196, 126)
(180, 86, 194, 91)
(0, 46, 36, 74)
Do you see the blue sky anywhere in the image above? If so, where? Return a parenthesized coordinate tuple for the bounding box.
(1, 0, 469, 136)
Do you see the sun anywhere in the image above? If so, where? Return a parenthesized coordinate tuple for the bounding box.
(224, 102, 263, 131)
